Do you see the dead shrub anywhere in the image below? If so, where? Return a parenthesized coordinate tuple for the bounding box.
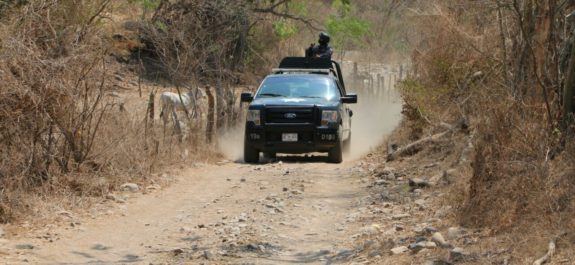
(402, 0, 575, 244)
(0, 0, 188, 223)
(463, 100, 552, 229)
(0, 0, 112, 205)
(134, 0, 251, 137)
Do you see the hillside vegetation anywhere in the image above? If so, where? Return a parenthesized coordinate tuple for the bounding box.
(0, 0, 387, 222)
(397, 0, 575, 261)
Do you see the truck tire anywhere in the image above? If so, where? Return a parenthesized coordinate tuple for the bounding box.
(328, 140, 343, 163)
(263, 152, 277, 159)
(343, 133, 351, 155)
(244, 141, 259, 163)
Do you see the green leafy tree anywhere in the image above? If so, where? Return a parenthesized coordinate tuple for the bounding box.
(265, 1, 309, 40)
(325, 0, 370, 52)
(273, 19, 297, 40)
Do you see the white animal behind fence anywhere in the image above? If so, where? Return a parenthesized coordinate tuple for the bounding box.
(159, 88, 205, 134)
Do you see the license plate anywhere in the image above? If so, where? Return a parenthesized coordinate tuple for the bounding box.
(282, 133, 298, 142)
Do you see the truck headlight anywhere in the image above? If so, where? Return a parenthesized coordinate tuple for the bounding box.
(247, 109, 261, 125)
(321, 110, 338, 126)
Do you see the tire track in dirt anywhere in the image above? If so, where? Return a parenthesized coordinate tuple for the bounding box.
(4, 160, 372, 264)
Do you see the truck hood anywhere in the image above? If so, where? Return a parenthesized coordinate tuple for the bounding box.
(250, 97, 339, 108)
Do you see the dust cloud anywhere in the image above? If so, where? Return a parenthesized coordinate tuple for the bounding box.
(217, 62, 404, 162)
(342, 60, 404, 160)
(347, 87, 403, 160)
(217, 123, 245, 162)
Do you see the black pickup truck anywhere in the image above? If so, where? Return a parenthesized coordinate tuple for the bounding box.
(240, 57, 357, 163)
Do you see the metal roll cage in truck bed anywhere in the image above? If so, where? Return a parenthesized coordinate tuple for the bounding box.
(274, 57, 347, 95)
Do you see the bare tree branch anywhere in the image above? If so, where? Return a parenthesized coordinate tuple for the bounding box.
(252, 0, 322, 31)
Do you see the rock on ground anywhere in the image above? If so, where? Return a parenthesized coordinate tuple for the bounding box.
(450, 247, 473, 262)
(390, 246, 409, 255)
(431, 232, 451, 248)
(120, 183, 140, 192)
(447, 227, 463, 240)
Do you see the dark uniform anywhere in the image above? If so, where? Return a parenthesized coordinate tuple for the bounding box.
(306, 32, 333, 60)
(310, 45, 333, 59)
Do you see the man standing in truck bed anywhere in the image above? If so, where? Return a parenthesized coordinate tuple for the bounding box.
(306, 32, 333, 60)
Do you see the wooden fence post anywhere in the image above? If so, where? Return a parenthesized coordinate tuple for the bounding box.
(206, 85, 215, 143)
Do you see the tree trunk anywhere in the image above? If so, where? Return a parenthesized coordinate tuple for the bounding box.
(534, 0, 551, 83)
(497, 1, 509, 85)
(562, 34, 575, 121)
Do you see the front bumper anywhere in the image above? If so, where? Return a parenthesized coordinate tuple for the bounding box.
(245, 122, 340, 153)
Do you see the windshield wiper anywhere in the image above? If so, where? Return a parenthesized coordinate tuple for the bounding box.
(259, 93, 284, 97)
(298, 96, 322, 98)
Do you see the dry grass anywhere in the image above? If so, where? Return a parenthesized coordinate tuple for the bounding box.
(397, 0, 575, 261)
(0, 1, 228, 224)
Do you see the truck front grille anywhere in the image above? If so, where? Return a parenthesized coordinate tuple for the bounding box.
(265, 107, 316, 124)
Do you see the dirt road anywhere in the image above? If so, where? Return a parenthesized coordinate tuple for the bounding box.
(3, 66, 404, 265)
(4, 158, 383, 264)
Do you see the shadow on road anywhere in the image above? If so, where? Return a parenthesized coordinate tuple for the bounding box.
(234, 154, 336, 165)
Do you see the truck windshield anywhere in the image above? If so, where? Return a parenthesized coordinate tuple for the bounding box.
(256, 75, 340, 101)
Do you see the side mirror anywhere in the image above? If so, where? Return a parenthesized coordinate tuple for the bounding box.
(241, 92, 253, 102)
(341, 93, 357, 104)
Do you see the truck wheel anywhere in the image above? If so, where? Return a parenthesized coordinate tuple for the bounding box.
(343, 133, 351, 155)
(263, 152, 277, 159)
(328, 140, 343, 163)
(244, 141, 259, 163)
